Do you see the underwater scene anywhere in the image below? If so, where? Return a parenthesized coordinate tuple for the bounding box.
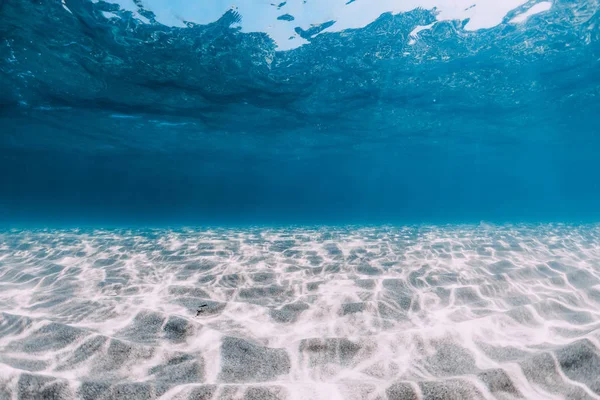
(1, 0, 600, 399)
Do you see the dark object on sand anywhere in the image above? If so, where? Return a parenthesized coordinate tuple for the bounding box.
(196, 304, 208, 316)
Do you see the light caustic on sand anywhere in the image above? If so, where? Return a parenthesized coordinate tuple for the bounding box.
(1, 225, 600, 399)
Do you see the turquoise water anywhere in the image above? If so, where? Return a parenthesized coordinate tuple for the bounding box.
(1, 0, 599, 225)
(2, 1, 600, 399)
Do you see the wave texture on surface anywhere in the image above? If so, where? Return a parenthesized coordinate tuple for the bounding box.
(1, 0, 600, 223)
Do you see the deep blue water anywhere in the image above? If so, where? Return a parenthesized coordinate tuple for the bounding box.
(1, 0, 600, 225)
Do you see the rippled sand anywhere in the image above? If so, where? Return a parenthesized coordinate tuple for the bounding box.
(1, 225, 600, 399)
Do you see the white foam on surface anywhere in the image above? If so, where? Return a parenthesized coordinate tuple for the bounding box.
(102, 0, 547, 49)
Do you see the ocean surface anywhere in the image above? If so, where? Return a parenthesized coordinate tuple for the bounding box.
(1, 0, 600, 224)
(2, 0, 600, 399)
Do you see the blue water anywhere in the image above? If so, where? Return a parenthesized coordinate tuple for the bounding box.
(3, 2, 600, 399)
(1, 0, 599, 226)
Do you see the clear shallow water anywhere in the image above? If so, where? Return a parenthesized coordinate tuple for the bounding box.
(1, 225, 600, 399)
(2, 1, 600, 399)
